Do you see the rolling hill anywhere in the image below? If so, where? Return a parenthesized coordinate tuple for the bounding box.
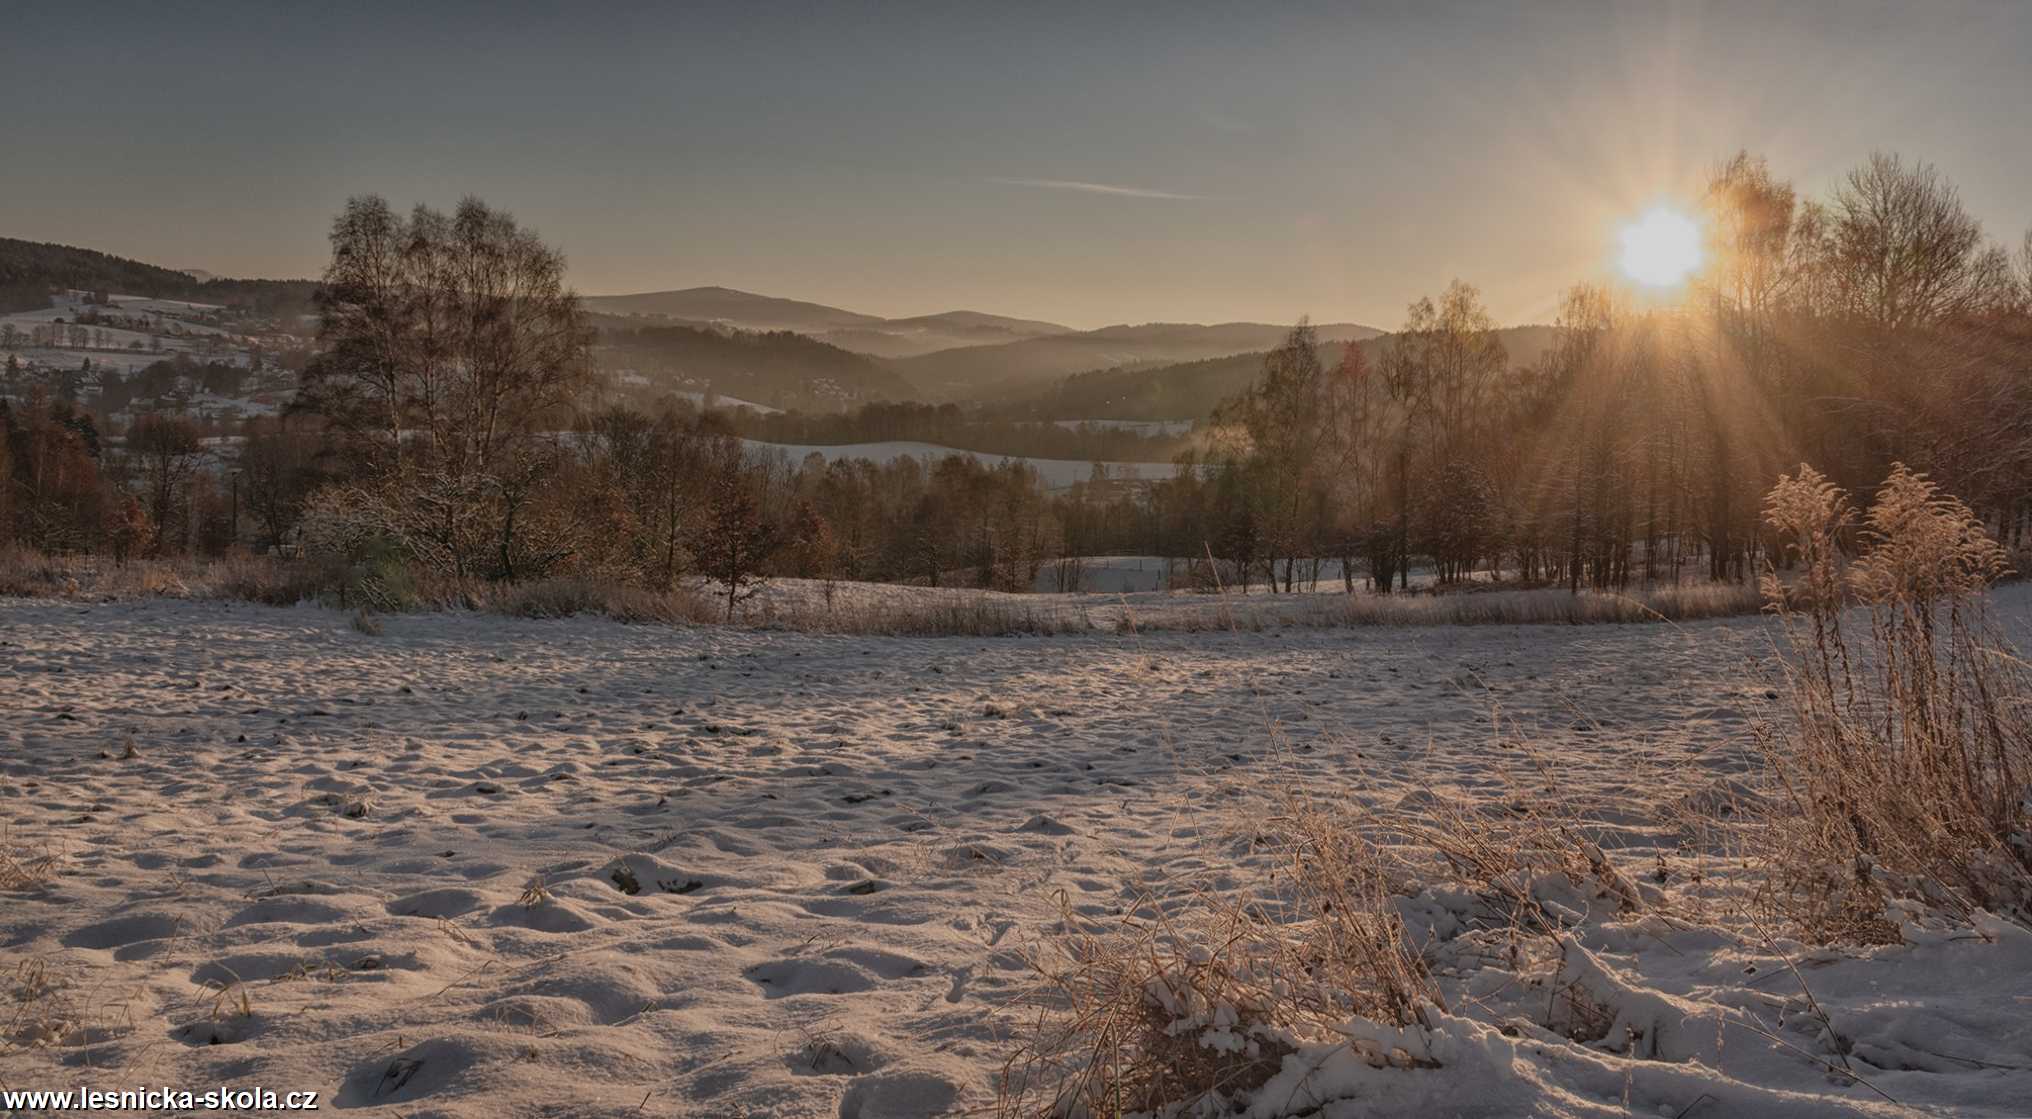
(997, 325, 1561, 421)
(580, 286, 883, 332)
(595, 320, 917, 411)
(581, 287, 1074, 358)
(0, 236, 318, 317)
(894, 321, 1387, 401)
(814, 310, 1075, 358)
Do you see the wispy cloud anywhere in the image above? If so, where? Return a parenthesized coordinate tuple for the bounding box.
(988, 177, 1202, 200)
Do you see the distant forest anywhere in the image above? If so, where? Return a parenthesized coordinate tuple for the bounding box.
(722, 402, 1194, 463)
(0, 237, 318, 318)
(990, 326, 1561, 422)
(594, 321, 916, 408)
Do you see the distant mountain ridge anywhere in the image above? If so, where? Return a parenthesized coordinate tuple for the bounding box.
(581, 286, 886, 332)
(580, 286, 1076, 358)
(580, 290, 1407, 413)
(894, 320, 1387, 402)
(584, 284, 1393, 399)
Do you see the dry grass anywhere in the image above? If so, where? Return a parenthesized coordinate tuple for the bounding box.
(2, 958, 79, 1052)
(756, 594, 1081, 637)
(517, 876, 555, 908)
(0, 845, 61, 892)
(1758, 463, 2032, 940)
(1400, 792, 1649, 935)
(482, 577, 721, 625)
(998, 800, 1441, 1119)
(0, 546, 335, 606)
(1100, 582, 1763, 634)
(1307, 582, 1764, 627)
(2, 545, 1764, 637)
(491, 579, 1086, 635)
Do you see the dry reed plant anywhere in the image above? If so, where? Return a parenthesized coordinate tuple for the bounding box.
(1759, 462, 2032, 940)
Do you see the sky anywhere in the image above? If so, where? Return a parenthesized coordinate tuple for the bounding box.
(5, 1, 2030, 330)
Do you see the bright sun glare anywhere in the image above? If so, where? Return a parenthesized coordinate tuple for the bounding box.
(1618, 207, 1703, 288)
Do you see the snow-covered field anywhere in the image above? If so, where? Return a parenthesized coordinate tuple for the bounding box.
(676, 390, 782, 415)
(2, 292, 252, 380)
(743, 440, 1181, 489)
(3, 592, 2030, 1117)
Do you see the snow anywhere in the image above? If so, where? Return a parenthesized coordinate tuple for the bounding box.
(2, 291, 254, 383)
(2, 587, 2029, 1117)
(3, 346, 239, 376)
(674, 390, 783, 414)
(744, 440, 1180, 489)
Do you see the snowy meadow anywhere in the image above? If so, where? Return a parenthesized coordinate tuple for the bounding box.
(3, 577, 2029, 1117)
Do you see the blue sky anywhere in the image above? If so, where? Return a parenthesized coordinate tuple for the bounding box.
(6, 1, 2029, 328)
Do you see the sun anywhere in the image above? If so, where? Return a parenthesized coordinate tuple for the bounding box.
(1617, 206, 1704, 288)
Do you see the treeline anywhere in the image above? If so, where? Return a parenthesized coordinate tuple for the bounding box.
(722, 400, 1194, 463)
(0, 393, 246, 560)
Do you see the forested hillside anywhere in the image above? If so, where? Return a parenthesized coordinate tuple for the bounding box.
(894, 321, 1384, 400)
(0, 237, 319, 318)
(1001, 326, 1559, 421)
(595, 321, 919, 410)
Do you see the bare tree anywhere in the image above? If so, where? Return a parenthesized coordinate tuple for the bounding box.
(1382, 281, 1507, 583)
(698, 439, 775, 620)
(307, 195, 594, 478)
(1213, 321, 1329, 592)
(1320, 340, 1388, 591)
(125, 413, 205, 555)
(1385, 282, 1507, 453)
(1823, 153, 2000, 328)
(1704, 151, 1797, 333)
(238, 416, 326, 550)
(302, 195, 595, 581)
